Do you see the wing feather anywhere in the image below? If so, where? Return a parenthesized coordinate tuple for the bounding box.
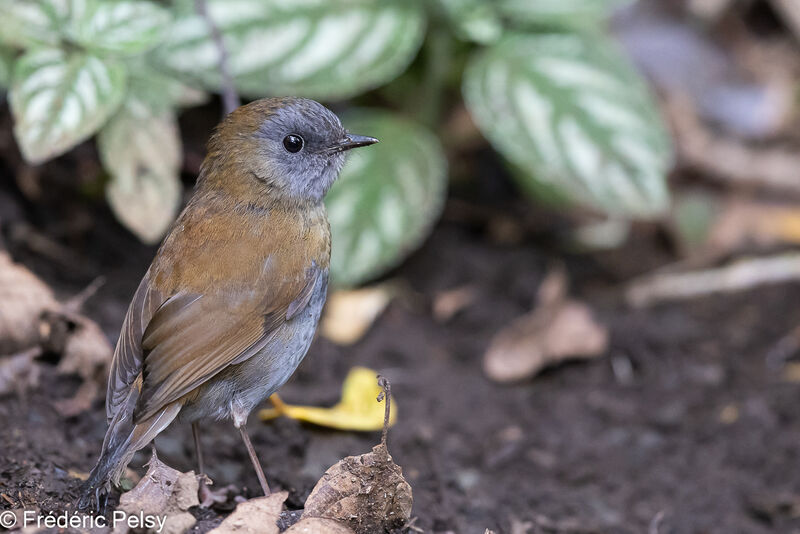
(132, 267, 322, 423)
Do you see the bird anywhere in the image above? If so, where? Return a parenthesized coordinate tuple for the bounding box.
(77, 97, 378, 508)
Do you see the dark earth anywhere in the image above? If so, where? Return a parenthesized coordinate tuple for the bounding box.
(2, 102, 800, 534)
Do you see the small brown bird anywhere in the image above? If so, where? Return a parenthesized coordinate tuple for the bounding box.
(78, 97, 377, 507)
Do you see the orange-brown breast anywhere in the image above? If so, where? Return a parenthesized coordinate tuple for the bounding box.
(149, 192, 331, 300)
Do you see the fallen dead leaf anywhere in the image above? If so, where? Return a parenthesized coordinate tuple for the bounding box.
(284, 518, 354, 534)
(0, 251, 58, 353)
(680, 197, 800, 257)
(302, 443, 412, 534)
(113, 450, 199, 534)
(0, 347, 41, 395)
(259, 367, 397, 431)
(321, 285, 393, 345)
(51, 317, 112, 416)
(483, 268, 608, 383)
(0, 250, 112, 411)
(432, 286, 477, 322)
(208, 491, 287, 534)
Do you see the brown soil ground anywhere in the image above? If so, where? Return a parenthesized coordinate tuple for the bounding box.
(2, 105, 800, 534)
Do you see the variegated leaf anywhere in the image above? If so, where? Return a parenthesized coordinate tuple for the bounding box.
(10, 47, 126, 164)
(98, 98, 182, 243)
(0, 0, 63, 48)
(71, 0, 171, 55)
(156, 0, 426, 99)
(499, 0, 632, 27)
(463, 32, 672, 217)
(437, 0, 502, 44)
(0, 46, 13, 89)
(326, 111, 447, 287)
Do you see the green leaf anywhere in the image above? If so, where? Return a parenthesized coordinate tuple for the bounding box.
(0, 0, 63, 48)
(71, 0, 171, 55)
(463, 32, 672, 217)
(498, 0, 632, 27)
(436, 0, 502, 44)
(10, 47, 126, 164)
(98, 98, 182, 244)
(326, 111, 447, 287)
(0, 46, 13, 89)
(156, 0, 426, 99)
(125, 57, 208, 113)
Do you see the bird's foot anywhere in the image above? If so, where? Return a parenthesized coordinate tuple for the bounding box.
(197, 475, 239, 508)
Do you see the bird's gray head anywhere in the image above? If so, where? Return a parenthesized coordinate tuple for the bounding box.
(202, 97, 377, 206)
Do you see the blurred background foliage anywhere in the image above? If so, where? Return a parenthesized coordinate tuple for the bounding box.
(0, 0, 673, 286)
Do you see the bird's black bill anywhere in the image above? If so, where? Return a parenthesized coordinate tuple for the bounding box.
(336, 134, 379, 152)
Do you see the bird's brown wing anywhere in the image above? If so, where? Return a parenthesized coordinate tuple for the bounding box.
(106, 271, 164, 421)
(131, 265, 323, 424)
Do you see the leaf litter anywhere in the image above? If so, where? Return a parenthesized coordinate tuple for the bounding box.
(259, 366, 397, 431)
(113, 449, 199, 534)
(483, 266, 609, 383)
(0, 248, 112, 409)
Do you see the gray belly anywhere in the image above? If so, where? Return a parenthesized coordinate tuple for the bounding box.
(179, 273, 328, 424)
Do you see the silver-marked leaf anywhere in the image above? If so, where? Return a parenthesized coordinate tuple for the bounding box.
(156, 0, 425, 99)
(499, 0, 632, 27)
(0, 46, 13, 89)
(125, 57, 208, 113)
(98, 98, 182, 243)
(0, 0, 63, 47)
(10, 47, 126, 164)
(326, 111, 447, 287)
(463, 32, 672, 217)
(71, 0, 170, 55)
(437, 0, 502, 44)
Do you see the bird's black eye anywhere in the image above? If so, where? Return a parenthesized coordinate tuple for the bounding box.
(283, 134, 304, 153)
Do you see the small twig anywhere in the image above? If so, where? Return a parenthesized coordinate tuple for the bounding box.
(627, 252, 800, 307)
(377, 375, 391, 449)
(64, 276, 106, 313)
(195, 0, 239, 115)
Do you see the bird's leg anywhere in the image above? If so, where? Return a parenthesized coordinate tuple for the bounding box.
(239, 424, 271, 496)
(194, 422, 225, 507)
(192, 422, 205, 475)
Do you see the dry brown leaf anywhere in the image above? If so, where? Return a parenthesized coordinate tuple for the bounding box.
(113, 450, 199, 534)
(0, 249, 111, 410)
(52, 380, 99, 418)
(0, 251, 58, 353)
(284, 518, 355, 534)
(303, 443, 412, 534)
(208, 491, 287, 534)
(0, 347, 41, 395)
(56, 318, 112, 378)
(432, 286, 477, 322)
(321, 285, 393, 345)
(483, 269, 608, 383)
(706, 199, 800, 254)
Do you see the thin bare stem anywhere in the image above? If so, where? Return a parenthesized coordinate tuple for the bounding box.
(377, 375, 391, 449)
(195, 0, 240, 115)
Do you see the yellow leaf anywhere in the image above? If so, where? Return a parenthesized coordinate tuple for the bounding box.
(258, 367, 396, 431)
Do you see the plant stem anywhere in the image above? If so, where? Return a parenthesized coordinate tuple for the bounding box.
(195, 0, 239, 115)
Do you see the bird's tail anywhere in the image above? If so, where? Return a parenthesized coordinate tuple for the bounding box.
(77, 387, 180, 510)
